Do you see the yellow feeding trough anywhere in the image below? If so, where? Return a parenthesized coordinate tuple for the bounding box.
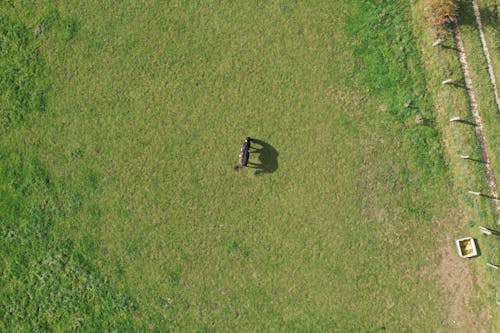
(455, 237, 478, 258)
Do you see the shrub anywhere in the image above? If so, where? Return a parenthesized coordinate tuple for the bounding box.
(426, 0, 457, 37)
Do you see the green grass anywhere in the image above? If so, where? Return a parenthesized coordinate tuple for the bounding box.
(0, 150, 136, 331)
(0, 0, 493, 331)
(0, 15, 45, 131)
(0, 6, 136, 331)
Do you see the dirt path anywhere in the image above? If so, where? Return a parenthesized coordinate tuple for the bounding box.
(435, 243, 488, 331)
(453, 23, 500, 224)
(472, 0, 500, 113)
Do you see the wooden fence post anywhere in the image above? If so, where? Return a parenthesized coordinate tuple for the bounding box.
(432, 38, 443, 47)
(479, 226, 492, 235)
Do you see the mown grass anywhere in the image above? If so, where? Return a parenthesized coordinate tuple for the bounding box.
(0, 150, 137, 331)
(0, 0, 493, 331)
(0, 5, 139, 331)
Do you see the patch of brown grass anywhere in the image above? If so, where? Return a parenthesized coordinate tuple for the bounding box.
(425, 0, 458, 37)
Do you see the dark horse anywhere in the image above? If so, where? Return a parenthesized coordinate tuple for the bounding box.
(234, 137, 252, 171)
(233, 137, 279, 174)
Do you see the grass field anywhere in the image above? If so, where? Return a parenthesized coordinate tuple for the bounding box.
(0, 1, 494, 331)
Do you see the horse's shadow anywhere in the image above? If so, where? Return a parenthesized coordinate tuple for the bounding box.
(247, 138, 279, 175)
